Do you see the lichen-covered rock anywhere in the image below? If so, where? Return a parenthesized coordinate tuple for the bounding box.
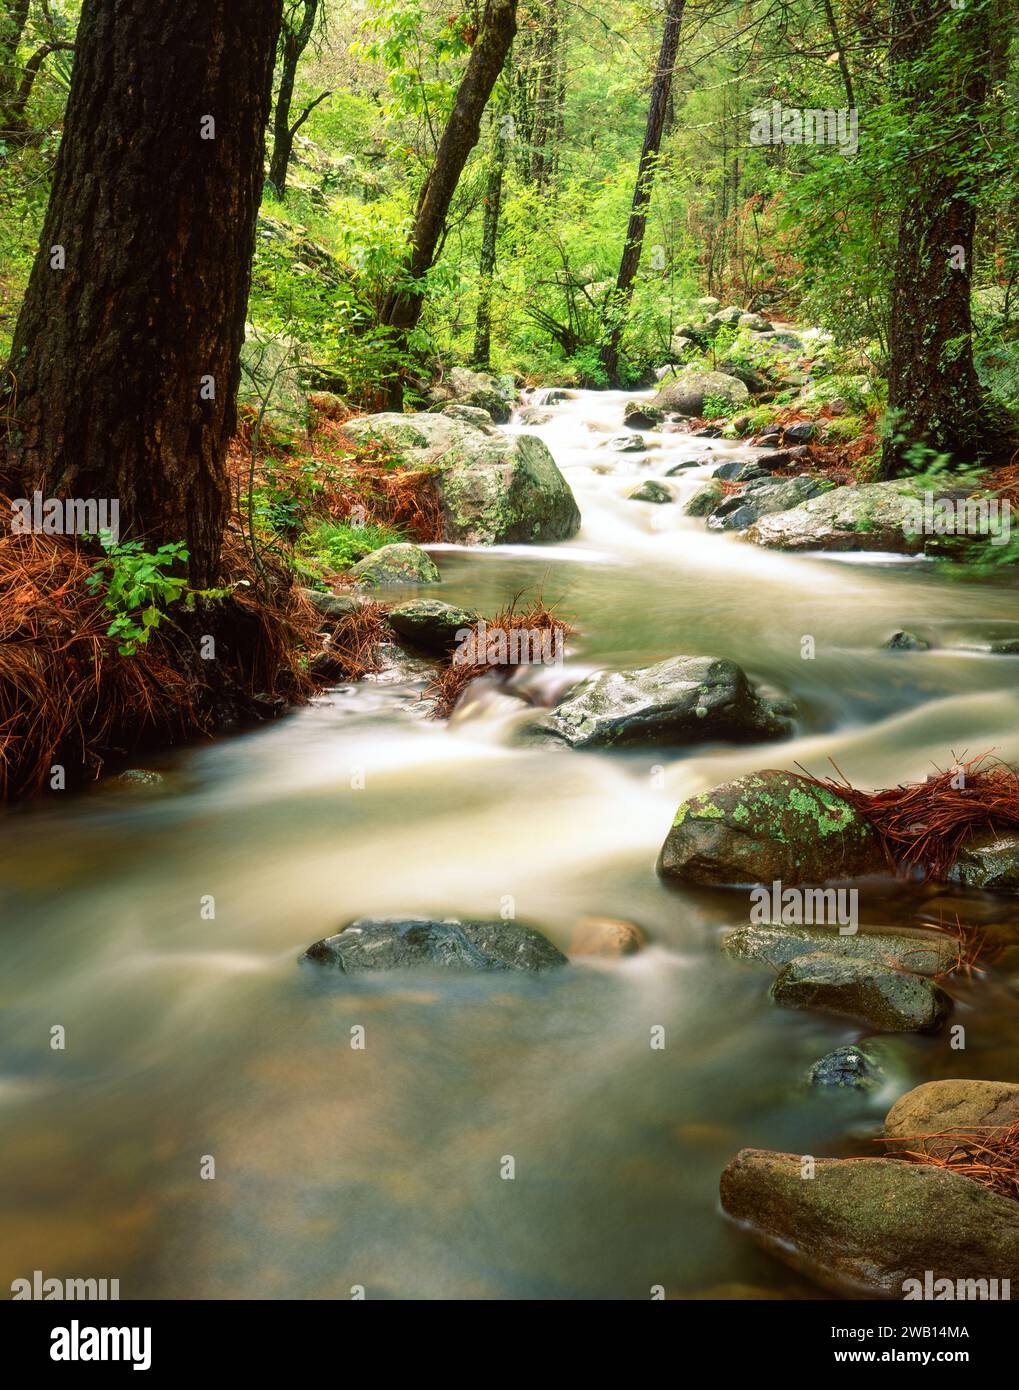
(744, 479, 962, 554)
(441, 403, 495, 428)
(707, 476, 834, 532)
(386, 598, 479, 653)
(428, 366, 516, 422)
(628, 480, 672, 504)
(722, 922, 956, 977)
(770, 952, 951, 1031)
(808, 1046, 882, 1091)
(623, 401, 664, 429)
(684, 481, 725, 517)
(884, 1079, 1019, 1158)
(658, 770, 886, 887)
(300, 916, 567, 974)
(719, 1148, 1019, 1295)
(342, 412, 581, 546)
(651, 369, 750, 418)
(537, 656, 791, 751)
(349, 543, 440, 589)
(950, 833, 1019, 892)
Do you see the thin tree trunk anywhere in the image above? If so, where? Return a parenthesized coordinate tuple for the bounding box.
(599, 0, 685, 384)
(821, 0, 855, 111)
(267, 0, 319, 198)
(880, 0, 1011, 477)
(379, 0, 518, 406)
(473, 110, 509, 368)
(1, 0, 282, 587)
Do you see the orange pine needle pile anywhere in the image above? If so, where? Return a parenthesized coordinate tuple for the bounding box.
(804, 753, 1019, 879)
(881, 1122, 1019, 1202)
(428, 595, 571, 718)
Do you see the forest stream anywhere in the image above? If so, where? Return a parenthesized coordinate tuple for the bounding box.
(3, 388, 1019, 1300)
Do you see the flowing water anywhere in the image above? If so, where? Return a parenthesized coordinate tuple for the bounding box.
(3, 390, 1019, 1300)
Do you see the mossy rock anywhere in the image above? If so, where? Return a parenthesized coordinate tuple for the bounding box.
(300, 916, 567, 974)
(684, 481, 725, 517)
(386, 598, 480, 653)
(720, 1149, 1019, 1295)
(349, 543, 440, 590)
(658, 770, 886, 887)
(770, 951, 951, 1032)
(722, 922, 956, 977)
(628, 480, 672, 504)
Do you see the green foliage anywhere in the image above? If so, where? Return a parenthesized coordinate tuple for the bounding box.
(301, 519, 405, 573)
(85, 535, 190, 656)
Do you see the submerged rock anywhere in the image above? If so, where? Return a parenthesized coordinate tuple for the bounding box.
(569, 916, 645, 958)
(770, 952, 951, 1031)
(342, 412, 581, 546)
(722, 922, 956, 977)
(386, 598, 479, 653)
(658, 770, 885, 887)
(808, 1046, 882, 1090)
(628, 480, 672, 504)
(884, 1079, 1019, 1158)
(719, 1148, 1019, 1295)
(536, 656, 791, 751)
(114, 769, 164, 787)
(349, 543, 440, 589)
(301, 916, 567, 974)
(604, 432, 647, 453)
(950, 833, 1019, 892)
(885, 629, 931, 651)
(651, 369, 750, 418)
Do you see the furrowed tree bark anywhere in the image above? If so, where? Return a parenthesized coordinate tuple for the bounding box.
(267, 0, 320, 198)
(1, 0, 283, 587)
(472, 108, 509, 368)
(379, 0, 518, 407)
(880, 0, 1012, 477)
(599, 0, 685, 385)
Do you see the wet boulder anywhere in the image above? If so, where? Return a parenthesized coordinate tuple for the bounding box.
(536, 656, 791, 751)
(427, 366, 516, 422)
(744, 479, 951, 554)
(628, 480, 672, 504)
(684, 482, 725, 517)
(658, 771, 885, 887)
(651, 369, 750, 418)
(770, 952, 951, 1032)
(349, 543, 440, 589)
(707, 476, 834, 533)
(722, 922, 957, 978)
(884, 1079, 1019, 1158)
(301, 916, 567, 974)
(719, 1149, 1019, 1296)
(807, 1046, 882, 1091)
(623, 401, 664, 429)
(950, 833, 1019, 892)
(885, 629, 931, 651)
(342, 412, 581, 546)
(386, 599, 480, 654)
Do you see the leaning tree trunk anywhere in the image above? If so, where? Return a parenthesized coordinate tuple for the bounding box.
(473, 109, 509, 368)
(880, 0, 1010, 477)
(1, 0, 282, 587)
(379, 0, 518, 407)
(267, 0, 319, 199)
(599, 0, 685, 384)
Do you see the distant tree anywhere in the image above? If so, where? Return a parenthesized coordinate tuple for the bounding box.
(0, 0, 75, 141)
(267, 0, 329, 199)
(473, 93, 512, 369)
(1, 0, 283, 587)
(379, 0, 518, 405)
(880, 0, 1015, 476)
(599, 0, 686, 385)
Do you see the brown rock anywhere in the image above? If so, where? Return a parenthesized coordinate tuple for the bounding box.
(884, 1079, 1019, 1158)
(569, 916, 645, 958)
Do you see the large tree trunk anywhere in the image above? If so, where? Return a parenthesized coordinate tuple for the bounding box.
(1, 0, 282, 587)
(379, 0, 518, 407)
(472, 109, 509, 369)
(880, 0, 1009, 477)
(599, 0, 685, 385)
(267, 0, 320, 199)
